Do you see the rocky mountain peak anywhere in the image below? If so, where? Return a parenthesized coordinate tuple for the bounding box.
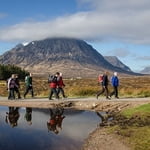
(0, 38, 139, 77)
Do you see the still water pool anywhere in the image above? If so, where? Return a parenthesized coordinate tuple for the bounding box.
(0, 106, 101, 150)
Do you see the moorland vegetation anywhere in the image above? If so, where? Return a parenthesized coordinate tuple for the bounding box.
(0, 75, 150, 98)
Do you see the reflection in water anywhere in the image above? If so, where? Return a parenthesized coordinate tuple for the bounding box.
(47, 107, 65, 134)
(0, 106, 100, 150)
(96, 111, 113, 126)
(5, 107, 20, 127)
(24, 107, 32, 125)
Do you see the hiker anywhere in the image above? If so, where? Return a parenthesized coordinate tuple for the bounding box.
(24, 107, 32, 125)
(24, 73, 34, 98)
(7, 74, 17, 100)
(57, 72, 66, 99)
(5, 107, 20, 127)
(48, 72, 59, 100)
(110, 72, 119, 99)
(14, 74, 21, 99)
(96, 71, 110, 100)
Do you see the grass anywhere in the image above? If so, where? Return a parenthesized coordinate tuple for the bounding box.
(109, 103, 150, 150)
(121, 103, 150, 118)
(0, 76, 150, 98)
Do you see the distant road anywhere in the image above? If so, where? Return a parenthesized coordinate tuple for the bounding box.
(0, 96, 149, 112)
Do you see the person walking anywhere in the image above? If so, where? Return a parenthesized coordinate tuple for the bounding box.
(24, 73, 34, 98)
(48, 72, 59, 100)
(110, 72, 119, 99)
(7, 74, 17, 100)
(96, 71, 110, 100)
(57, 72, 66, 99)
(14, 74, 21, 99)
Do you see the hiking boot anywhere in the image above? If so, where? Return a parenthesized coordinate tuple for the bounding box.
(106, 96, 111, 100)
(96, 95, 98, 99)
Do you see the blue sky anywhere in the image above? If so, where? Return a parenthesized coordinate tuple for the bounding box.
(0, 0, 150, 72)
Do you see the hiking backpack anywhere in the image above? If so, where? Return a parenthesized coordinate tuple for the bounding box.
(98, 74, 104, 83)
(48, 75, 57, 83)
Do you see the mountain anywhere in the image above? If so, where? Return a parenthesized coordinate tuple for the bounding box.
(104, 56, 132, 72)
(140, 66, 150, 74)
(0, 38, 139, 78)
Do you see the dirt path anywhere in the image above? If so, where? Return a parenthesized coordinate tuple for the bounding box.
(0, 97, 149, 112)
(81, 127, 131, 150)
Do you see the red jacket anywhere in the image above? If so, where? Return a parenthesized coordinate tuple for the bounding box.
(57, 77, 65, 88)
(49, 82, 57, 88)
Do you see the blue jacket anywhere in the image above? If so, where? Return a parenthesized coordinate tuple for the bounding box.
(111, 76, 119, 87)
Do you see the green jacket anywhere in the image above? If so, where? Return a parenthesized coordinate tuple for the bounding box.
(25, 76, 32, 87)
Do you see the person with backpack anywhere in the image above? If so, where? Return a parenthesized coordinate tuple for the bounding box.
(48, 72, 59, 100)
(110, 72, 119, 99)
(24, 73, 34, 98)
(96, 71, 110, 100)
(7, 74, 17, 100)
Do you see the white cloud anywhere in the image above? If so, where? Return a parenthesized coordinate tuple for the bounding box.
(0, 0, 150, 45)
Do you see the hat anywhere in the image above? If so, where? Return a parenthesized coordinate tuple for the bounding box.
(114, 72, 117, 76)
(60, 72, 63, 76)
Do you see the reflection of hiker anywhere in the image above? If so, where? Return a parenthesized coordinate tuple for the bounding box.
(96, 112, 108, 126)
(24, 107, 32, 125)
(24, 73, 34, 98)
(56, 107, 65, 130)
(5, 107, 20, 127)
(96, 71, 110, 100)
(14, 74, 21, 99)
(7, 74, 17, 100)
(110, 72, 119, 99)
(57, 72, 66, 99)
(47, 108, 58, 134)
(48, 72, 59, 100)
(47, 107, 65, 134)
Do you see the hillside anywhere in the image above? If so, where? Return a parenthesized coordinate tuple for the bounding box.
(0, 38, 138, 78)
(141, 66, 150, 74)
(104, 56, 131, 72)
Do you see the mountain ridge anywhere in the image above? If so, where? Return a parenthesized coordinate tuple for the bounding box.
(104, 56, 132, 72)
(0, 38, 140, 77)
(140, 66, 150, 74)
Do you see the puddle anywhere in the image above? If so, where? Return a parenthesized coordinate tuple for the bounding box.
(0, 106, 102, 150)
